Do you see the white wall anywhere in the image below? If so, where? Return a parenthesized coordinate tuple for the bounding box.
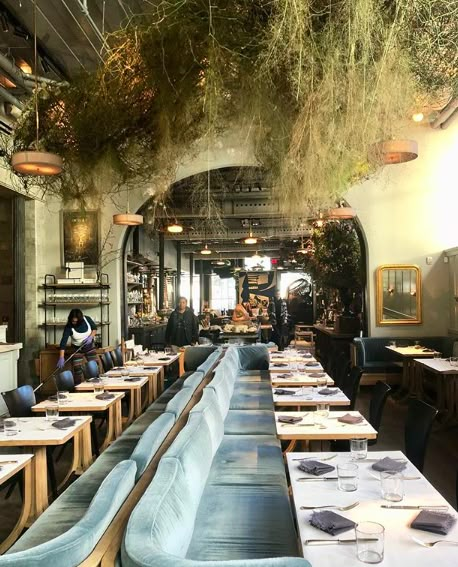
(347, 120, 458, 337)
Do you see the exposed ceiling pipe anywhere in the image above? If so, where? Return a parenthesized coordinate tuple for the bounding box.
(431, 99, 458, 130)
(0, 86, 24, 110)
(0, 52, 32, 93)
(23, 73, 68, 87)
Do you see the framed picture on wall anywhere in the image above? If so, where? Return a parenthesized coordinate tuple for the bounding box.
(61, 210, 100, 266)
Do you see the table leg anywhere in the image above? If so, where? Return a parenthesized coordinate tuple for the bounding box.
(158, 368, 165, 395)
(133, 389, 142, 419)
(114, 399, 123, 439)
(28, 446, 48, 523)
(0, 461, 33, 551)
(394, 360, 412, 402)
(125, 391, 135, 426)
(178, 351, 184, 377)
(101, 405, 116, 451)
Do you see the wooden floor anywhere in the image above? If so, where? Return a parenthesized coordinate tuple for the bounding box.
(1, 387, 457, 547)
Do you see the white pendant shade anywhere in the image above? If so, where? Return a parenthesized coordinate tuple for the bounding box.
(328, 206, 356, 219)
(167, 223, 183, 233)
(375, 140, 418, 164)
(200, 243, 211, 255)
(113, 213, 144, 226)
(11, 150, 63, 176)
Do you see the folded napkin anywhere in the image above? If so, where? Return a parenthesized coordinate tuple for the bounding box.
(372, 457, 407, 472)
(306, 362, 320, 367)
(310, 510, 356, 536)
(318, 388, 339, 396)
(337, 413, 363, 424)
(158, 357, 171, 361)
(273, 363, 288, 367)
(124, 377, 142, 382)
(298, 459, 335, 476)
(52, 418, 76, 429)
(95, 393, 116, 400)
(309, 372, 326, 378)
(277, 415, 302, 424)
(274, 388, 295, 395)
(301, 353, 313, 358)
(48, 395, 58, 401)
(411, 510, 457, 535)
(277, 373, 293, 379)
(422, 348, 435, 353)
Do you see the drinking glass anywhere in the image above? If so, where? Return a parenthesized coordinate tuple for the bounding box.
(316, 375, 327, 388)
(355, 522, 384, 564)
(4, 419, 19, 436)
(414, 340, 421, 346)
(388, 340, 396, 348)
(121, 368, 130, 378)
(350, 438, 368, 460)
(164, 346, 172, 356)
(313, 408, 329, 427)
(316, 403, 330, 412)
(380, 470, 404, 502)
(450, 357, 458, 367)
(45, 402, 59, 421)
(57, 391, 69, 405)
(434, 351, 442, 359)
(337, 462, 358, 492)
(93, 381, 105, 395)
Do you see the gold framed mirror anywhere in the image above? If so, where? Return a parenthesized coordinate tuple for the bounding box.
(376, 264, 422, 325)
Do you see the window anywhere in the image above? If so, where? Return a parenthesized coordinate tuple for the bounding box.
(180, 274, 200, 314)
(280, 272, 311, 297)
(210, 275, 236, 311)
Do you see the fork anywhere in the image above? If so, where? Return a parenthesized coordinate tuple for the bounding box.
(292, 454, 337, 461)
(411, 536, 458, 548)
(300, 502, 359, 511)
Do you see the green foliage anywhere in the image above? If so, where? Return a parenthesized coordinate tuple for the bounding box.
(2, 0, 456, 209)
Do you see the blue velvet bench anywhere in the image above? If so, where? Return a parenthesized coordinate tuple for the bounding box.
(0, 348, 223, 566)
(122, 345, 310, 567)
(352, 336, 457, 385)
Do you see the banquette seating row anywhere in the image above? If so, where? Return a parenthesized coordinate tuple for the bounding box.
(0, 347, 223, 566)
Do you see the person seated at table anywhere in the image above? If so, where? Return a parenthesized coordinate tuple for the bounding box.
(165, 297, 199, 350)
(232, 303, 251, 325)
(57, 309, 98, 384)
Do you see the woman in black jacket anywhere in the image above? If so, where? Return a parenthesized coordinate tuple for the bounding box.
(165, 297, 199, 348)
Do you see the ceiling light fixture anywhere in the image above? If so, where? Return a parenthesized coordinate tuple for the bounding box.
(200, 243, 212, 255)
(328, 205, 356, 220)
(412, 112, 424, 123)
(113, 187, 143, 226)
(11, 1, 62, 176)
(374, 139, 418, 165)
(244, 221, 257, 245)
(167, 222, 183, 233)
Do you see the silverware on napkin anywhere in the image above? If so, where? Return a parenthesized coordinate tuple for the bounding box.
(304, 538, 378, 545)
(381, 505, 448, 510)
(297, 477, 338, 482)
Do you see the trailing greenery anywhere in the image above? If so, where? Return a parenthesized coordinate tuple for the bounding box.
(2, 0, 456, 212)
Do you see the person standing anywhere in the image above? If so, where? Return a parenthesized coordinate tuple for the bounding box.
(165, 297, 199, 350)
(271, 291, 289, 350)
(57, 309, 98, 384)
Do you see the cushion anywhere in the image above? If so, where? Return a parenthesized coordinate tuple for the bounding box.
(164, 388, 194, 419)
(236, 370, 271, 382)
(207, 368, 235, 419)
(196, 349, 222, 375)
(184, 346, 218, 372)
(189, 389, 224, 453)
(229, 382, 274, 411)
(4, 461, 136, 566)
(363, 361, 402, 373)
(182, 371, 205, 393)
(224, 409, 277, 436)
(131, 413, 175, 480)
(236, 345, 269, 371)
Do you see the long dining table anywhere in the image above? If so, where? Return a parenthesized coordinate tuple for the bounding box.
(272, 386, 349, 407)
(287, 450, 458, 566)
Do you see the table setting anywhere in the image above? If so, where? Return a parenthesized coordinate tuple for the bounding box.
(272, 386, 349, 406)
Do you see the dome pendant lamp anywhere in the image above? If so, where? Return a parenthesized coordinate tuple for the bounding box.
(374, 140, 418, 165)
(11, 0, 62, 176)
(113, 187, 143, 226)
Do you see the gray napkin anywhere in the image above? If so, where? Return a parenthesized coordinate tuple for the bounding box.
(372, 457, 407, 472)
(277, 373, 293, 378)
(337, 413, 363, 424)
(299, 459, 335, 476)
(309, 372, 326, 378)
(124, 377, 142, 382)
(277, 415, 302, 424)
(310, 510, 356, 535)
(158, 357, 171, 361)
(95, 393, 115, 400)
(273, 363, 288, 367)
(52, 418, 76, 429)
(306, 362, 320, 367)
(411, 510, 457, 535)
(301, 353, 313, 358)
(318, 388, 339, 396)
(274, 388, 294, 395)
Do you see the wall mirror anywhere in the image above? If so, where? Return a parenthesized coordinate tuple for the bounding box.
(376, 265, 422, 325)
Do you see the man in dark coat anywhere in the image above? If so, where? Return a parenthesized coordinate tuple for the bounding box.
(270, 290, 290, 350)
(165, 297, 199, 348)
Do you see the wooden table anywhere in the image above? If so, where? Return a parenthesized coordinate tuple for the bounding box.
(32, 393, 123, 451)
(287, 450, 457, 567)
(0, 454, 33, 552)
(0, 416, 92, 521)
(271, 373, 334, 387)
(126, 351, 182, 385)
(273, 387, 349, 407)
(270, 354, 317, 364)
(270, 362, 324, 373)
(76, 376, 149, 425)
(386, 346, 435, 399)
(414, 358, 458, 425)
(104, 366, 162, 406)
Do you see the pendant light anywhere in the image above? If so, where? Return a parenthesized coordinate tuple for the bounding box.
(113, 187, 143, 226)
(167, 221, 183, 233)
(328, 204, 356, 220)
(244, 221, 257, 245)
(373, 140, 418, 164)
(11, 0, 62, 176)
(200, 243, 211, 255)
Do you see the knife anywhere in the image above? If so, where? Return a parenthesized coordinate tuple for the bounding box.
(304, 538, 378, 545)
(297, 477, 338, 482)
(381, 505, 448, 510)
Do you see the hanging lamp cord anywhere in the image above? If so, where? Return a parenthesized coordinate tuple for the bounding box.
(33, 0, 39, 150)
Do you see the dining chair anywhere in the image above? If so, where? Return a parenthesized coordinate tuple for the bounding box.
(404, 399, 438, 472)
(110, 346, 123, 367)
(368, 381, 392, 446)
(332, 352, 351, 388)
(56, 370, 76, 393)
(84, 359, 100, 379)
(341, 366, 363, 410)
(101, 352, 114, 372)
(2, 385, 58, 498)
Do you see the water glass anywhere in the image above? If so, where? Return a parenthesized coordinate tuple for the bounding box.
(450, 357, 458, 367)
(434, 351, 442, 359)
(164, 346, 172, 356)
(313, 408, 329, 427)
(355, 522, 384, 564)
(338, 462, 358, 492)
(121, 368, 130, 377)
(57, 391, 69, 405)
(4, 419, 19, 436)
(93, 381, 105, 395)
(380, 470, 404, 502)
(45, 402, 59, 421)
(350, 438, 368, 460)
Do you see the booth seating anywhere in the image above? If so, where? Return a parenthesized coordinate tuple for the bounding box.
(122, 345, 310, 567)
(0, 348, 222, 566)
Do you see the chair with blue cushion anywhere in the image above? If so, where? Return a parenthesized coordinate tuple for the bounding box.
(83, 360, 100, 379)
